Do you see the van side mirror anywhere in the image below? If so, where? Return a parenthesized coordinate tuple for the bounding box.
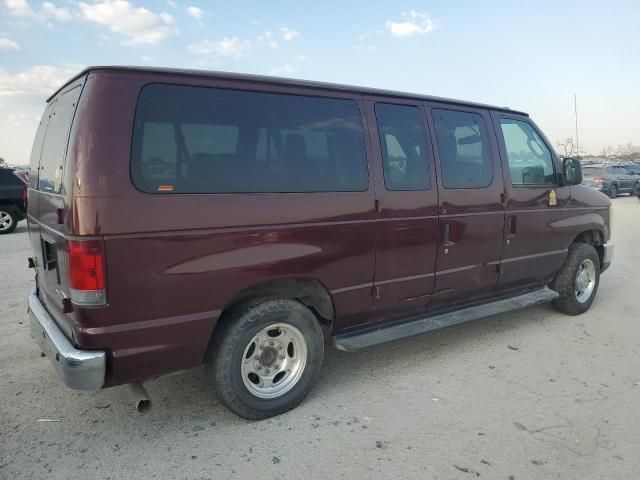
(563, 157, 582, 185)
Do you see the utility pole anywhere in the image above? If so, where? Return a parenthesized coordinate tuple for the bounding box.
(574, 94, 579, 157)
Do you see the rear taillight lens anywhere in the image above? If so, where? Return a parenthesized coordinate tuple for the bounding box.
(67, 239, 106, 306)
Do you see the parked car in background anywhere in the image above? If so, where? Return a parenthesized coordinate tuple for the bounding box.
(622, 163, 640, 176)
(0, 167, 28, 234)
(581, 164, 639, 198)
(27, 66, 613, 419)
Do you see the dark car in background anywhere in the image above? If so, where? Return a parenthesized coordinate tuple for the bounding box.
(0, 167, 28, 234)
(581, 164, 639, 198)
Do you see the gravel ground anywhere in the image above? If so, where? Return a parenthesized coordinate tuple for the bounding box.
(1, 196, 639, 480)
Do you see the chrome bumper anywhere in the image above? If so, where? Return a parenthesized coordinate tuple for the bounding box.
(29, 287, 106, 390)
(601, 241, 614, 273)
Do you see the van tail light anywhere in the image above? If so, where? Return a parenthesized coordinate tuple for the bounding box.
(67, 239, 107, 306)
(592, 176, 604, 186)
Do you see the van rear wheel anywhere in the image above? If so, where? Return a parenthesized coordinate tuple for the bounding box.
(205, 297, 324, 420)
(551, 243, 600, 315)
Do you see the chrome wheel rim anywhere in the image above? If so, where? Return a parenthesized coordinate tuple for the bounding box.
(240, 323, 307, 399)
(0, 211, 13, 231)
(575, 259, 596, 303)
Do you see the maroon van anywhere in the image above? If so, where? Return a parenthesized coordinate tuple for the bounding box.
(26, 66, 613, 419)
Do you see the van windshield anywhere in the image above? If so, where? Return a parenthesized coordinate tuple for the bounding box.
(131, 84, 369, 194)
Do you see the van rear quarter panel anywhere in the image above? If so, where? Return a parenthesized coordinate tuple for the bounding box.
(69, 71, 376, 385)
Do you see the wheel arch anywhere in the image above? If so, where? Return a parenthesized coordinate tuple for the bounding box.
(571, 229, 605, 268)
(219, 277, 335, 328)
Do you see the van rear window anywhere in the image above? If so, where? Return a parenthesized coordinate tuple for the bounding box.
(131, 84, 369, 193)
(38, 86, 82, 193)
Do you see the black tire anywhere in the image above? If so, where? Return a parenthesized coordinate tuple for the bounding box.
(550, 243, 600, 315)
(608, 184, 617, 199)
(0, 207, 18, 235)
(205, 297, 324, 420)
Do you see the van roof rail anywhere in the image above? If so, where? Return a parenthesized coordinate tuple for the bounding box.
(47, 65, 529, 116)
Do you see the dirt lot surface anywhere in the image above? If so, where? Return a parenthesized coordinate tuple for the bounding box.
(1, 196, 639, 480)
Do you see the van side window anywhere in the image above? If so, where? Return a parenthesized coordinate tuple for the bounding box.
(500, 119, 555, 186)
(432, 109, 493, 189)
(131, 84, 369, 193)
(375, 103, 430, 191)
(37, 86, 82, 193)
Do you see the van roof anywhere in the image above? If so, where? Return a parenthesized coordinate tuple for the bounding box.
(49, 65, 528, 115)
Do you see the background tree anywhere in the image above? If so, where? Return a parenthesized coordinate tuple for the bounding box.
(600, 145, 614, 159)
(615, 143, 640, 159)
(555, 137, 575, 157)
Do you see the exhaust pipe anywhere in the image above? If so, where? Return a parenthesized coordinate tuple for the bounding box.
(127, 382, 152, 413)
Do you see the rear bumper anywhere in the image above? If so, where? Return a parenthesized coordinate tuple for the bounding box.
(601, 241, 614, 273)
(29, 287, 106, 390)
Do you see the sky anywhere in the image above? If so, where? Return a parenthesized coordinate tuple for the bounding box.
(1, 0, 639, 165)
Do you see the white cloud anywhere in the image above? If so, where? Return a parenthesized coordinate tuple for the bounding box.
(0, 37, 20, 51)
(296, 54, 307, 61)
(78, 1, 177, 45)
(270, 64, 295, 75)
(188, 37, 249, 58)
(186, 5, 202, 20)
(4, 0, 72, 21)
(0, 65, 83, 98)
(7, 112, 40, 127)
(3, 0, 34, 16)
(41, 1, 72, 21)
(386, 10, 436, 37)
(280, 27, 299, 41)
(257, 31, 278, 49)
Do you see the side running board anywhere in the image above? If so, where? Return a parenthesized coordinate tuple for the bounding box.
(332, 288, 559, 352)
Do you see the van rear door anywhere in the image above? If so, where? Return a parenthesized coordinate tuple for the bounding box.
(365, 100, 439, 322)
(28, 76, 86, 325)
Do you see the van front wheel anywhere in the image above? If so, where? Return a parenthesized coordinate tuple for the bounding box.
(551, 243, 600, 315)
(205, 298, 324, 420)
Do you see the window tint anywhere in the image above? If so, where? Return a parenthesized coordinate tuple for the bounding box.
(131, 84, 369, 193)
(432, 109, 493, 189)
(375, 103, 430, 190)
(38, 86, 82, 193)
(500, 119, 555, 186)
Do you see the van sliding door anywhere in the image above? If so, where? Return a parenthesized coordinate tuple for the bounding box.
(427, 105, 506, 310)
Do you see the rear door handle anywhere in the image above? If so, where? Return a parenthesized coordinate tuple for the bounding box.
(443, 223, 455, 247)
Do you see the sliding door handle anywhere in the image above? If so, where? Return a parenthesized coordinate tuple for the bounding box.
(506, 215, 517, 238)
(443, 223, 456, 247)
